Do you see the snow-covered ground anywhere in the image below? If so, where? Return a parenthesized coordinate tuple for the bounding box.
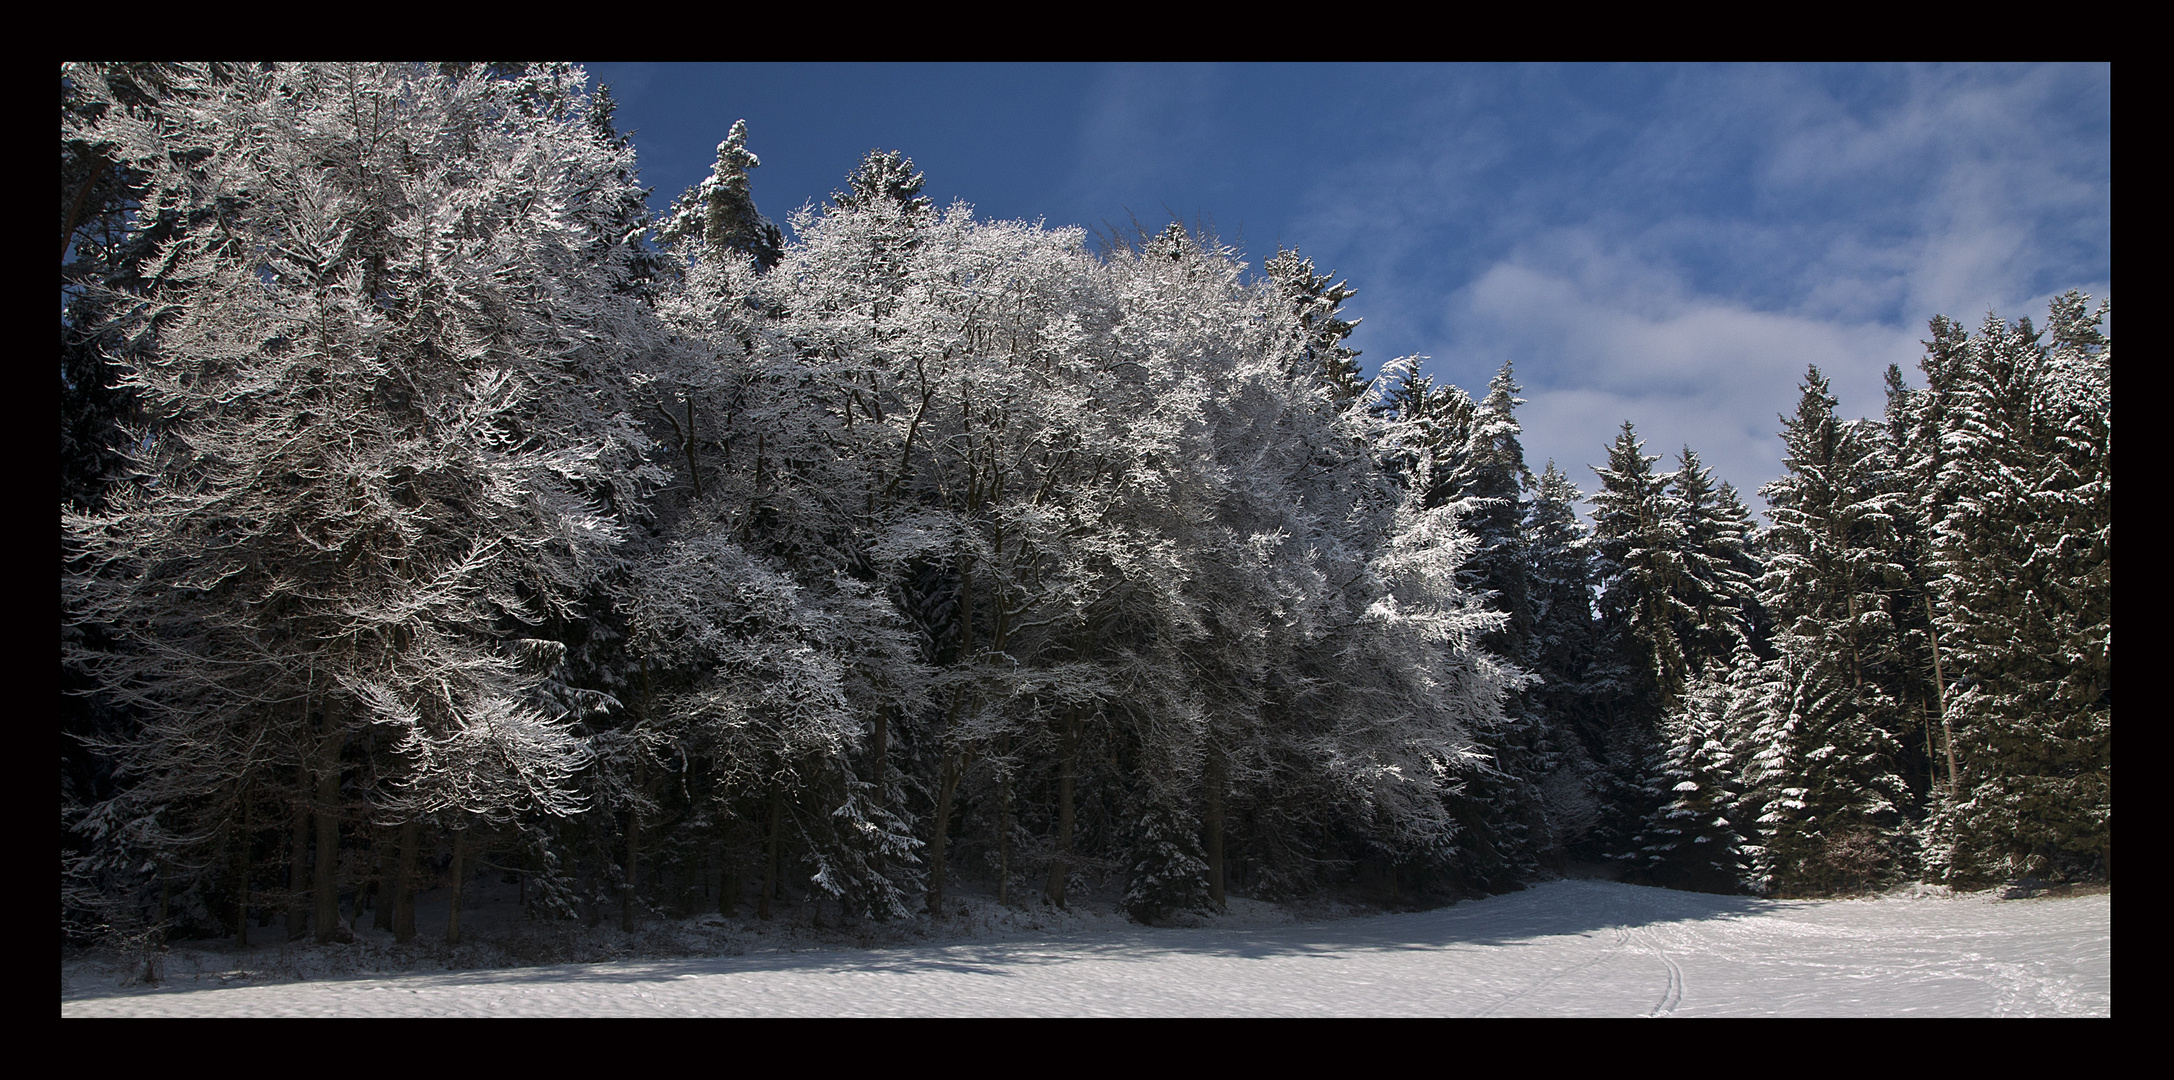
(61, 879, 2108, 1017)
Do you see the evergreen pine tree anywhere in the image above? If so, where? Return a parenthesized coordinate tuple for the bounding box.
(1740, 629, 1908, 894)
(833, 149, 933, 215)
(1927, 296, 2111, 883)
(1748, 368, 1913, 892)
(1591, 422, 1694, 718)
(659, 119, 785, 270)
(1263, 247, 1366, 407)
(1433, 362, 1547, 885)
(1122, 786, 1212, 923)
(1371, 355, 1476, 509)
(1584, 424, 1688, 856)
(1447, 362, 1538, 661)
(1629, 649, 1753, 892)
(1522, 461, 1608, 853)
(1668, 446, 1761, 674)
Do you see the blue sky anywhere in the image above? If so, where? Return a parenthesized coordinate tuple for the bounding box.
(582, 62, 2110, 509)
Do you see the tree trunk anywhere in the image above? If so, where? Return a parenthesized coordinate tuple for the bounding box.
(62, 152, 109, 260)
(684, 396, 703, 499)
(1045, 714, 1077, 908)
(759, 785, 781, 920)
(288, 765, 310, 941)
(392, 817, 419, 943)
(621, 805, 641, 933)
(1925, 593, 1958, 793)
(311, 728, 346, 944)
(997, 768, 1012, 907)
(1205, 750, 1226, 910)
(927, 752, 964, 916)
(232, 792, 251, 948)
(350, 835, 370, 929)
(373, 827, 397, 932)
(446, 824, 468, 946)
(718, 837, 739, 917)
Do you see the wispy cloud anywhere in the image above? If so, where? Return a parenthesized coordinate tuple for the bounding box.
(1263, 63, 2107, 501)
(1445, 249, 1927, 507)
(1069, 64, 1235, 228)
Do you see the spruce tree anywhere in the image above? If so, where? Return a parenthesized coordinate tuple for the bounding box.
(1263, 247, 1366, 407)
(1668, 446, 1761, 674)
(1372, 355, 1476, 509)
(1740, 629, 1908, 895)
(1878, 357, 1957, 805)
(1591, 422, 1694, 718)
(1927, 297, 2111, 883)
(1748, 368, 1912, 892)
(1435, 362, 1547, 884)
(1522, 461, 1608, 852)
(658, 119, 785, 270)
(833, 149, 933, 215)
(1629, 650, 1753, 892)
(1448, 362, 1538, 661)
(1759, 368, 1907, 696)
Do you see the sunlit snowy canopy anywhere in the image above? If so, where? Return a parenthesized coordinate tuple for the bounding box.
(584, 62, 2110, 507)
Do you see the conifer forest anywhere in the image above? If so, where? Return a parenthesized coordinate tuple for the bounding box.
(62, 63, 2110, 952)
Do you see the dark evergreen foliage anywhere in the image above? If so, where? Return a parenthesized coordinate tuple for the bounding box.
(659, 119, 785, 270)
(1918, 299, 2111, 885)
(1263, 248, 1367, 407)
(1628, 651, 1752, 893)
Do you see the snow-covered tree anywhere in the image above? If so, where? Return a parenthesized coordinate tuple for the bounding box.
(1738, 628, 1908, 895)
(1446, 362, 1537, 662)
(1759, 369, 1905, 697)
(832, 149, 933, 216)
(1264, 247, 1367, 407)
(64, 63, 661, 941)
(1520, 461, 1608, 853)
(1591, 422, 1694, 718)
(1577, 423, 1692, 856)
(1629, 647, 1755, 892)
(1743, 368, 1913, 893)
(1409, 362, 1546, 887)
(1668, 446, 1761, 673)
(630, 536, 926, 920)
(659, 119, 784, 271)
(1924, 296, 2111, 884)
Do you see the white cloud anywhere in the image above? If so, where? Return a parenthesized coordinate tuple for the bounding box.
(1443, 249, 1928, 508)
(1263, 64, 2106, 510)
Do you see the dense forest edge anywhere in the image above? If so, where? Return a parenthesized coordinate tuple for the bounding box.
(61, 63, 2110, 972)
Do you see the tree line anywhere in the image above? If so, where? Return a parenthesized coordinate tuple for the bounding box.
(62, 63, 2109, 950)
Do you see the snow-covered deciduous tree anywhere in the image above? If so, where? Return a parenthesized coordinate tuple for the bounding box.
(64, 63, 660, 941)
(630, 536, 926, 919)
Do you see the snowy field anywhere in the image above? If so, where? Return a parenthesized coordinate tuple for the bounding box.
(61, 880, 2108, 1017)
